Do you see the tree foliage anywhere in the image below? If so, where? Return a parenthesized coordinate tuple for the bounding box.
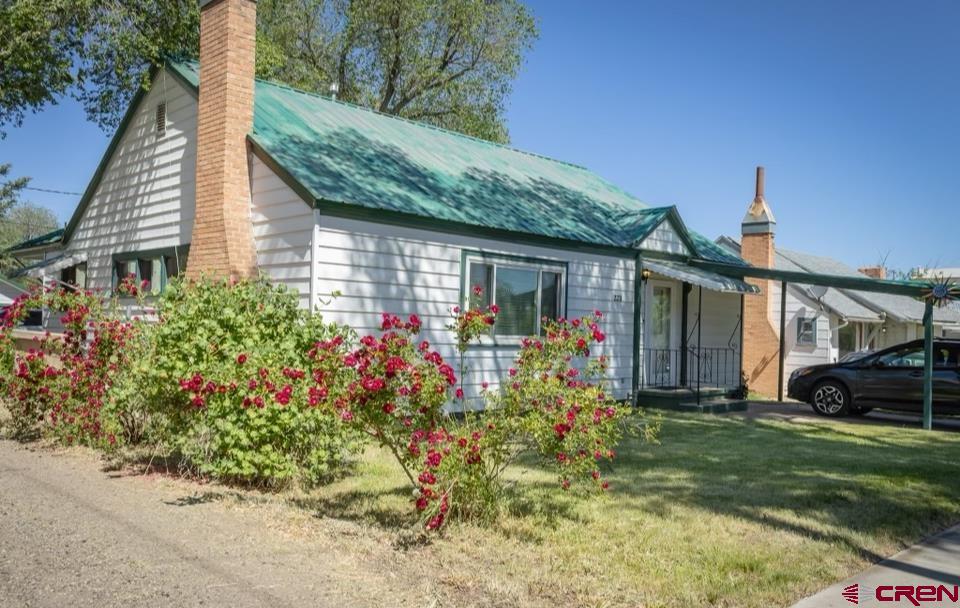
(0, 164, 30, 218)
(0, 1, 84, 137)
(257, 0, 537, 142)
(0, 0, 536, 142)
(0, 201, 60, 269)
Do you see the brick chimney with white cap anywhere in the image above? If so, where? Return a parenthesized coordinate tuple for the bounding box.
(186, 0, 258, 280)
(740, 166, 781, 397)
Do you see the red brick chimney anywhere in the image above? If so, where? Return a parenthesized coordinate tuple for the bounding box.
(740, 166, 781, 397)
(187, 0, 258, 280)
(858, 266, 886, 280)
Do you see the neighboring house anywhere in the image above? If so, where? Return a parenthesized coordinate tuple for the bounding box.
(9, 0, 760, 403)
(719, 222, 960, 397)
(4, 228, 73, 284)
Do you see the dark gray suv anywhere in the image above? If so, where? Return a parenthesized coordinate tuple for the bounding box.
(787, 339, 960, 417)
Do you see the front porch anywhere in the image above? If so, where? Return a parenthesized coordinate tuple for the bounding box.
(634, 258, 756, 409)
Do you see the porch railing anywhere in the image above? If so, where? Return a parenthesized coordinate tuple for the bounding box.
(641, 347, 740, 390)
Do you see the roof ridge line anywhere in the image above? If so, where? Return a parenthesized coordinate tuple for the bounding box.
(257, 78, 590, 170)
(163, 56, 593, 172)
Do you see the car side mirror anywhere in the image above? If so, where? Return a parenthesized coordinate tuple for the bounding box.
(873, 360, 887, 369)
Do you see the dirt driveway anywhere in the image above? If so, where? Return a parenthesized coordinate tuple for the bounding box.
(0, 441, 439, 608)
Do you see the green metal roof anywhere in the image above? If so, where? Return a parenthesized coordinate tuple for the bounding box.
(5, 228, 64, 253)
(168, 61, 747, 263)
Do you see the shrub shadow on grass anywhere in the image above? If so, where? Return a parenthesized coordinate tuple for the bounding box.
(606, 414, 960, 566)
(288, 486, 416, 529)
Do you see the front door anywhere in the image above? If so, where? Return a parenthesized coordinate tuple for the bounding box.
(644, 280, 681, 387)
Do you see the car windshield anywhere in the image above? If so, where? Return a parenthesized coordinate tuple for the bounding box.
(838, 350, 874, 363)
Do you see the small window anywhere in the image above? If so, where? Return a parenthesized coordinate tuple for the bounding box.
(114, 259, 136, 285)
(137, 258, 163, 294)
(796, 314, 817, 346)
(155, 102, 166, 137)
(165, 253, 183, 281)
(465, 255, 565, 337)
(59, 262, 87, 289)
(22, 309, 43, 327)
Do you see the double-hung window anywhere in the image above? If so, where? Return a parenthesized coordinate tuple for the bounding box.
(464, 253, 566, 338)
(796, 313, 817, 346)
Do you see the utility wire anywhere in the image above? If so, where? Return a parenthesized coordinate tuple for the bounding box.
(0, 181, 82, 196)
(21, 185, 82, 196)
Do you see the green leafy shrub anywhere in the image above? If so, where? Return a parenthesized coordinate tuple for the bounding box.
(144, 277, 359, 486)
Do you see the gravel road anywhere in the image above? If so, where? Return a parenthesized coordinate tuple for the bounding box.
(0, 441, 424, 608)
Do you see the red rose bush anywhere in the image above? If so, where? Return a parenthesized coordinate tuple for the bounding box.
(0, 277, 649, 532)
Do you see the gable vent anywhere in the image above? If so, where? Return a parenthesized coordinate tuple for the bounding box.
(155, 102, 166, 137)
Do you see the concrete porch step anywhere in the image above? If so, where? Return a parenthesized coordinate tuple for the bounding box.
(636, 387, 732, 409)
(672, 398, 749, 414)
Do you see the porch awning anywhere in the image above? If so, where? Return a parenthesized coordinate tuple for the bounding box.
(643, 259, 760, 294)
(11, 252, 87, 279)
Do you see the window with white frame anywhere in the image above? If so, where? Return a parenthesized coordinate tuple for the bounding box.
(464, 254, 566, 337)
(796, 313, 817, 346)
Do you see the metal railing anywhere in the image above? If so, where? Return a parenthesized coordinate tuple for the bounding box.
(641, 346, 740, 390)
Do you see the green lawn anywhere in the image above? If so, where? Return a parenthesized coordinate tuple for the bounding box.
(295, 410, 960, 607)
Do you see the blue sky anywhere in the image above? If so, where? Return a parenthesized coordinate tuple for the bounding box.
(1, 0, 958, 271)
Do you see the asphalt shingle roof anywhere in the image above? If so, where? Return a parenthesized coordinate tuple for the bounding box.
(716, 236, 960, 325)
(776, 247, 960, 324)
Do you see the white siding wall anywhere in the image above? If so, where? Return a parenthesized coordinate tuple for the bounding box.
(638, 221, 690, 256)
(769, 282, 835, 391)
(686, 287, 742, 389)
(880, 322, 916, 348)
(249, 156, 313, 308)
(311, 216, 636, 400)
(66, 68, 197, 288)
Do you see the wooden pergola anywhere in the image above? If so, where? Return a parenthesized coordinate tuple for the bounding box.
(692, 259, 952, 430)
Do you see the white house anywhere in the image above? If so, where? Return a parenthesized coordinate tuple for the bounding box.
(13, 0, 764, 406)
(17, 0, 939, 405)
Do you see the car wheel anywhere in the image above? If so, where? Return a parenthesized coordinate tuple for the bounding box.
(810, 380, 851, 417)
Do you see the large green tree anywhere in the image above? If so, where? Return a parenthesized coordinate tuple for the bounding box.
(0, 0, 536, 142)
(0, 1, 84, 136)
